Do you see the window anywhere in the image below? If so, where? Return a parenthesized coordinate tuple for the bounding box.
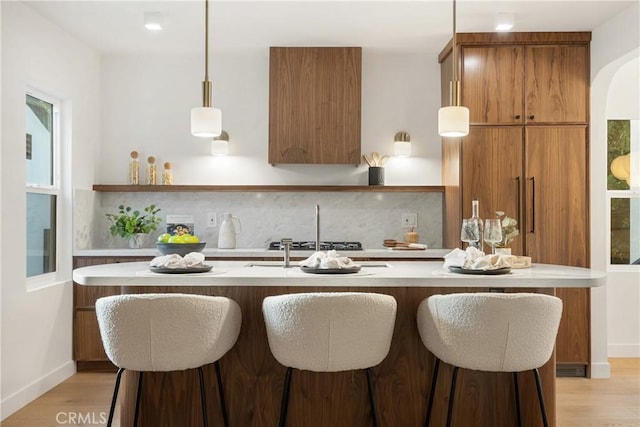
(26, 92, 59, 279)
(607, 119, 640, 266)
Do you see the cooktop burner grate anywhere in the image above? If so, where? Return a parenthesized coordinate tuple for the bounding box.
(268, 241, 363, 251)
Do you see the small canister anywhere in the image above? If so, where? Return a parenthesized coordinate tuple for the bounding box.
(162, 162, 173, 185)
(404, 227, 419, 243)
(146, 156, 157, 185)
(129, 151, 139, 185)
(368, 167, 384, 186)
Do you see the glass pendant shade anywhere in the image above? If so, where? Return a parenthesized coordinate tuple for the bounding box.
(191, 107, 222, 138)
(438, 105, 469, 137)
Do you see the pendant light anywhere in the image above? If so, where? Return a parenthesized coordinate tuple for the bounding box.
(191, 0, 222, 138)
(438, 0, 469, 138)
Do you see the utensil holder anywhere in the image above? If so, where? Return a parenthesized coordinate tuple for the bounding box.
(368, 167, 384, 186)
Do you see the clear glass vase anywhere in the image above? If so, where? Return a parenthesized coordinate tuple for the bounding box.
(128, 233, 146, 249)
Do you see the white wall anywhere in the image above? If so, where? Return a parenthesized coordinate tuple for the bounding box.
(605, 57, 640, 358)
(590, 1, 640, 376)
(607, 59, 640, 119)
(99, 51, 442, 185)
(1, 2, 100, 418)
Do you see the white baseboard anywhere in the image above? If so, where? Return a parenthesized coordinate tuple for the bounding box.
(1, 361, 76, 420)
(590, 361, 612, 378)
(608, 344, 640, 358)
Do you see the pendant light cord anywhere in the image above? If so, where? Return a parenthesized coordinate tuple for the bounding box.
(452, 0, 457, 83)
(201, 0, 212, 108)
(451, 0, 460, 107)
(204, 0, 209, 81)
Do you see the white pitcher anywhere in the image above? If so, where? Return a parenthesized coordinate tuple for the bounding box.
(218, 213, 241, 249)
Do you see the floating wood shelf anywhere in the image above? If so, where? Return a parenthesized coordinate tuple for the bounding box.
(92, 185, 445, 193)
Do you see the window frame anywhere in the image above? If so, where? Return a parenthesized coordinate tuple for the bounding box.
(606, 118, 640, 271)
(25, 88, 62, 289)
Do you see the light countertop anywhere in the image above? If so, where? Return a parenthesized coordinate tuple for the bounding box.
(73, 260, 606, 288)
(73, 247, 450, 259)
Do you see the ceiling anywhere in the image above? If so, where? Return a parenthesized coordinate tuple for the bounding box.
(24, 0, 636, 56)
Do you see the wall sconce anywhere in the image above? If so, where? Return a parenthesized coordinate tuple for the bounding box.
(394, 131, 411, 157)
(494, 13, 515, 32)
(211, 130, 229, 156)
(144, 12, 163, 31)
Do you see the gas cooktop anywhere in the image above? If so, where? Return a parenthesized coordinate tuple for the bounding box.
(268, 241, 363, 251)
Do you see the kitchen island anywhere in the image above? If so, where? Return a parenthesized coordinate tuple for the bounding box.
(73, 261, 605, 427)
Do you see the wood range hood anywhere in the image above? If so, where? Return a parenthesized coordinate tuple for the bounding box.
(268, 47, 362, 165)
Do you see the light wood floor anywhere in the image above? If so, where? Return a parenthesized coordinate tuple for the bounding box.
(2, 359, 638, 426)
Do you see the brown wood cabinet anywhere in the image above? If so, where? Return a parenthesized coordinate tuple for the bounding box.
(460, 43, 589, 125)
(441, 32, 591, 372)
(461, 45, 525, 125)
(269, 47, 362, 165)
(461, 127, 524, 254)
(73, 256, 151, 371)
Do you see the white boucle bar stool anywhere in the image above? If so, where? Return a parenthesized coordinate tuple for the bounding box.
(262, 292, 397, 427)
(417, 292, 562, 427)
(95, 293, 241, 427)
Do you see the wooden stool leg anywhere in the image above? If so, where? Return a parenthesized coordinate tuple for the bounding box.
(533, 368, 549, 427)
(214, 361, 229, 427)
(106, 368, 124, 427)
(133, 371, 143, 427)
(425, 358, 441, 427)
(513, 372, 522, 427)
(279, 367, 293, 427)
(198, 367, 209, 427)
(446, 366, 459, 427)
(365, 368, 380, 427)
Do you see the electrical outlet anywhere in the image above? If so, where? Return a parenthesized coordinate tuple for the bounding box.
(401, 213, 417, 228)
(206, 212, 217, 228)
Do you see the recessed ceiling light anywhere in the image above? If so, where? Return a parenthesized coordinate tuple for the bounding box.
(144, 12, 163, 31)
(495, 13, 515, 32)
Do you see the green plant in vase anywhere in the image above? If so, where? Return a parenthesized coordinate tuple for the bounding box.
(495, 211, 519, 252)
(105, 204, 161, 248)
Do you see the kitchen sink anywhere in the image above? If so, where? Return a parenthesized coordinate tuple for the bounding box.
(245, 262, 390, 268)
(245, 263, 286, 267)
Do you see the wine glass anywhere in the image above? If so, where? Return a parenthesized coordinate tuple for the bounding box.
(484, 219, 503, 254)
(460, 219, 480, 248)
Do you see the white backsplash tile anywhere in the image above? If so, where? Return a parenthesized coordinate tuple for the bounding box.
(89, 191, 443, 250)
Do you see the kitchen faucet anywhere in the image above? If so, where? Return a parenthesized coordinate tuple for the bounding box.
(315, 205, 320, 251)
(281, 238, 293, 268)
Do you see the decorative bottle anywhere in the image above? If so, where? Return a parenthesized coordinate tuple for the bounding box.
(470, 198, 484, 251)
(129, 151, 139, 185)
(162, 162, 173, 185)
(146, 156, 157, 185)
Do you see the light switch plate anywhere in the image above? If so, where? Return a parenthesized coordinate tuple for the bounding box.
(207, 212, 217, 228)
(401, 213, 417, 228)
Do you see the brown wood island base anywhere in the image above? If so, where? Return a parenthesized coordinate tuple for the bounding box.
(117, 285, 555, 427)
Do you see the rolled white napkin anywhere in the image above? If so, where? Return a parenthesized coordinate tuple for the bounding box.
(408, 243, 428, 249)
(149, 252, 205, 269)
(299, 250, 359, 269)
(443, 247, 485, 268)
(466, 254, 512, 270)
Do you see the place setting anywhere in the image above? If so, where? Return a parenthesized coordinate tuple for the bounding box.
(137, 251, 224, 276)
(293, 250, 374, 276)
(441, 211, 531, 276)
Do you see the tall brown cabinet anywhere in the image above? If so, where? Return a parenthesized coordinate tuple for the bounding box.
(440, 32, 591, 374)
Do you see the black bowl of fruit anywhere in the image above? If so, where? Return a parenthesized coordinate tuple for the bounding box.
(156, 233, 206, 256)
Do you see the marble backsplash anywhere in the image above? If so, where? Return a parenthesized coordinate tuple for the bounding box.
(74, 189, 443, 250)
